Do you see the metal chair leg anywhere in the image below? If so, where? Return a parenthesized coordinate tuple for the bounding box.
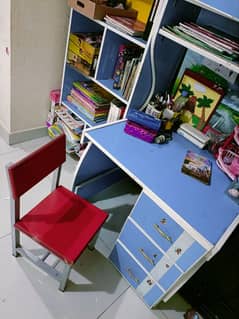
(59, 263, 71, 292)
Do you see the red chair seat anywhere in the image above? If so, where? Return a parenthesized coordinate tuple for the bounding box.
(15, 185, 108, 265)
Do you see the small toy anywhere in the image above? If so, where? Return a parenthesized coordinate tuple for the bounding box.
(216, 126, 239, 180)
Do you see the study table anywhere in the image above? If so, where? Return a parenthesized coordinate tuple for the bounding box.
(72, 120, 239, 308)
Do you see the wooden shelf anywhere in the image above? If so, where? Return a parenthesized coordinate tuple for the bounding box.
(159, 28, 239, 74)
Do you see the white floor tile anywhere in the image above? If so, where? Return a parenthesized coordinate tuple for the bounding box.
(0, 236, 129, 319)
(0, 136, 192, 319)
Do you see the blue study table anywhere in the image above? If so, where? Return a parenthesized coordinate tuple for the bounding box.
(72, 121, 239, 307)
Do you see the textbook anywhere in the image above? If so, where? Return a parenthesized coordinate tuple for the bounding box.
(181, 150, 212, 185)
(104, 15, 146, 37)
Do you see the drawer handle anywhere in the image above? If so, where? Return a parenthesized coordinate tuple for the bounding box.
(153, 224, 173, 243)
(139, 248, 155, 266)
(127, 268, 140, 284)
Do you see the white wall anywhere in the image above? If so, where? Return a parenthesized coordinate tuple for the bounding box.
(0, 0, 69, 143)
(0, 0, 11, 133)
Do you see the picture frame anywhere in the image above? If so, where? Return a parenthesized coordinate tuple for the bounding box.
(174, 69, 225, 130)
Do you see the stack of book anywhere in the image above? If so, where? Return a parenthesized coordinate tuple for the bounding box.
(112, 44, 143, 99)
(67, 81, 112, 122)
(107, 99, 126, 123)
(104, 15, 146, 37)
(177, 123, 210, 149)
(162, 22, 239, 61)
(67, 32, 102, 76)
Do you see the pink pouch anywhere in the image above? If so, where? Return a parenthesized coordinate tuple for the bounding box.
(124, 121, 157, 143)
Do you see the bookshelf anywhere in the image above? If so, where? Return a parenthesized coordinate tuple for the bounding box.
(59, 7, 156, 136)
(69, 0, 239, 313)
(155, 0, 239, 94)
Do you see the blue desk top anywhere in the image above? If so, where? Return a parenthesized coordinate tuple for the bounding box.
(86, 122, 239, 245)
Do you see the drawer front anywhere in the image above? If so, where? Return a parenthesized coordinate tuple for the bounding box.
(131, 193, 183, 251)
(166, 231, 206, 266)
(109, 242, 148, 289)
(157, 264, 182, 291)
(176, 241, 206, 271)
(119, 220, 163, 272)
(142, 284, 164, 308)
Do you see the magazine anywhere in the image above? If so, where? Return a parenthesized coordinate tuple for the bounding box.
(181, 150, 212, 184)
(104, 15, 146, 37)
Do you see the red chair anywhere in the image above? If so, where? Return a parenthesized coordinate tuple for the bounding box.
(6, 134, 108, 291)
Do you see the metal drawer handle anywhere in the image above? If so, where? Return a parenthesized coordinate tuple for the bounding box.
(127, 268, 140, 284)
(139, 248, 155, 266)
(153, 224, 173, 243)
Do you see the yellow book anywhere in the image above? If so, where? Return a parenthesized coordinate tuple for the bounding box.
(130, 0, 154, 23)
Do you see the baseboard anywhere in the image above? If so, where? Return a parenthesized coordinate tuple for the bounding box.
(0, 124, 48, 145)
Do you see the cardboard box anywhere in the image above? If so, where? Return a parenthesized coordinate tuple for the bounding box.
(68, 0, 138, 20)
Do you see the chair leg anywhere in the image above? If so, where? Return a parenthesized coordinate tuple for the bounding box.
(9, 197, 20, 257)
(87, 232, 99, 251)
(11, 227, 20, 257)
(59, 263, 71, 292)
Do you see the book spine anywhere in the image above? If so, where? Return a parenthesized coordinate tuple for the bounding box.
(143, 0, 160, 40)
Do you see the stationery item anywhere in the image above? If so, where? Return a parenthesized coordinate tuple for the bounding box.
(127, 109, 162, 131)
(181, 150, 212, 185)
(225, 179, 239, 204)
(177, 123, 210, 148)
(124, 120, 157, 143)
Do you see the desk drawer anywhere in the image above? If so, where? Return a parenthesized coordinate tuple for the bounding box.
(131, 193, 183, 251)
(110, 242, 164, 307)
(119, 219, 183, 290)
(110, 242, 148, 289)
(119, 220, 163, 272)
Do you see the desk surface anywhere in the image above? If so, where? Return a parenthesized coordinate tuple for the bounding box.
(85, 121, 239, 245)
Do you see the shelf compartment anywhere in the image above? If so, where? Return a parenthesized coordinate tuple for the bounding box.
(184, 0, 239, 23)
(159, 28, 239, 74)
(62, 99, 98, 127)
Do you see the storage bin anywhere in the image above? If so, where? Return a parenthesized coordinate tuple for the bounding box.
(68, 0, 138, 20)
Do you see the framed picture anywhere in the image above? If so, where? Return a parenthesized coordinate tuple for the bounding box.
(174, 69, 225, 130)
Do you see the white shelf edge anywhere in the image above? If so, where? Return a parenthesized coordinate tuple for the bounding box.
(93, 79, 128, 104)
(62, 100, 98, 128)
(66, 63, 128, 104)
(96, 19, 147, 49)
(184, 0, 239, 23)
(159, 28, 239, 74)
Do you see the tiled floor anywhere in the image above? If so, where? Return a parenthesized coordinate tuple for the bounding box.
(0, 135, 192, 319)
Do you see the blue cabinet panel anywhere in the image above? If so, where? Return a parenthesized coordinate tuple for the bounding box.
(143, 284, 164, 308)
(119, 220, 163, 272)
(110, 243, 147, 289)
(177, 241, 206, 271)
(199, 0, 239, 19)
(131, 193, 183, 251)
(158, 265, 181, 291)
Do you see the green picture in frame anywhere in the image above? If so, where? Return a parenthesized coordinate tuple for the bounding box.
(174, 69, 225, 130)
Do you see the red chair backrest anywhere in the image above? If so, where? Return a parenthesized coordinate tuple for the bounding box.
(8, 134, 66, 199)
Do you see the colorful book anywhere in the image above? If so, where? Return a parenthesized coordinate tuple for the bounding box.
(107, 99, 126, 123)
(104, 15, 146, 37)
(181, 150, 212, 185)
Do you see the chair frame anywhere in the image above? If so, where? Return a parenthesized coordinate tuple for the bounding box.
(6, 152, 72, 291)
